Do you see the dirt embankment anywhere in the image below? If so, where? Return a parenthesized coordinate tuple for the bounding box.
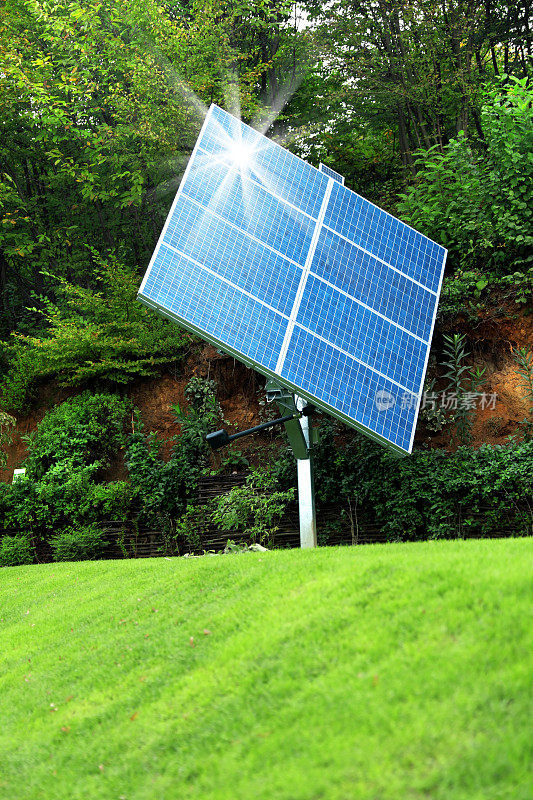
(1, 310, 532, 482)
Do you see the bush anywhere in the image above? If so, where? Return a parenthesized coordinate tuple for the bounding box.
(125, 377, 223, 528)
(24, 392, 129, 480)
(50, 525, 108, 562)
(1, 256, 188, 412)
(0, 410, 15, 468)
(211, 470, 295, 547)
(0, 394, 134, 543)
(0, 534, 34, 567)
(308, 433, 533, 541)
(397, 78, 533, 291)
(175, 503, 214, 553)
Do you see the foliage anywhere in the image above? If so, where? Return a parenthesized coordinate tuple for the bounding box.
(91, 481, 135, 522)
(50, 525, 108, 562)
(288, 114, 402, 205)
(308, 434, 533, 541)
(0, 393, 131, 539)
(210, 469, 295, 547)
(0, 410, 16, 467)
(440, 333, 485, 445)
(437, 269, 490, 320)
(1, 258, 188, 412)
(308, 0, 531, 175)
(172, 375, 225, 452)
(0, 534, 34, 567)
(514, 346, 533, 439)
(174, 503, 214, 553)
(24, 392, 129, 480)
(0, 379, 222, 553)
(216, 449, 250, 473)
(174, 468, 295, 553)
(0, 0, 277, 336)
(419, 376, 447, 433)
(125, 377, 222, 528)
(398, 79, 533, 282)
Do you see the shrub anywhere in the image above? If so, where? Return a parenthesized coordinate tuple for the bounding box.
(126, 377, 223, 528)
(1, 256, 188, 412)
(24, 392, 129, 480)
(308, 434, 533, 541)
(0, 534, 34, 567)
(0, 395, 134, 542)
(175, 503, 214, 553)
(211, 470, 295, 547)
(50, 525, 108, 562)
(0, 410, 16, 468)
(91, 481, 136, 521)
(397, 78, 533, 289)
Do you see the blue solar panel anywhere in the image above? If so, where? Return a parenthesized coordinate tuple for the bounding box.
(138, 104, 447, 454)
(319, 163, 345, 185)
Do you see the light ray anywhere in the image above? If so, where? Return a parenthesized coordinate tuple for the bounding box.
(223, 71, 242, 122)
(252, 74, 305, 136)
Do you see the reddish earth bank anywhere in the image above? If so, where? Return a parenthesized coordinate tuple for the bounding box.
(1, 310, 532, 482)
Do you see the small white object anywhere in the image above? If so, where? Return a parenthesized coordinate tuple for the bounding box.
(12, 468, 26, 483)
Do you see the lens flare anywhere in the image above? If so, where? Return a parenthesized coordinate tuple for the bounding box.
(228, 140, 254, 170)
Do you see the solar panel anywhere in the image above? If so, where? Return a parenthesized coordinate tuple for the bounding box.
(138, 104, 447, 455)
(319, 163, 345, 185)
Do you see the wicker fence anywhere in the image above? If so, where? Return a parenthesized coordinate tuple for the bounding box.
(1, 472, 529, 561)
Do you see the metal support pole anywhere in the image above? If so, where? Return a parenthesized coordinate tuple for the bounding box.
(296, 400, 317, 549)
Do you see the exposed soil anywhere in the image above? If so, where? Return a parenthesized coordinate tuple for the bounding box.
(2, 308, 532, 483)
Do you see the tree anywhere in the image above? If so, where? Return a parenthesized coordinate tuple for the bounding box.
(397, 77, 533, 278)
(305, 0, 532, 171)
(0, 0, 281, 336)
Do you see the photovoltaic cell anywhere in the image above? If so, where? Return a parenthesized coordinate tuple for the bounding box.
(319, 163, 345, 185)
(138, 104, 447, 454)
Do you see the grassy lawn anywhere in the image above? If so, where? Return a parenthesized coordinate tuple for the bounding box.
(0, 538, 531, 800)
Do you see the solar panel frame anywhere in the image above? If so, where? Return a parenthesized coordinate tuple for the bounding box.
(319, 162, 345, 185)
(138, 104, 447, 456)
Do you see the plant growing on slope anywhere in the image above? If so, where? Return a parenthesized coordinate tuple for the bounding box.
(126, 377, 223, 537)
(211, 469, 295, 547)
(1, 256, 188, 412)
(0, 393, 131, 538)
(514, 346, 533, 439)
(0, 411, 15, 467)
(49, 525, 108, 562)
(441, 333, 485, 445)
(0, 534, 34, 567)
(398, 78, 533, 281)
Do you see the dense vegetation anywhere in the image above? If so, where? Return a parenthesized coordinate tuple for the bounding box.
(0, 0, 532, 556)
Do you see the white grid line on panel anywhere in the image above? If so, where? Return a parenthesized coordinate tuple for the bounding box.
(181, 192, 304, 272)
(309, 271, 428, 346)
(181, 154, 315, 266)
(275, 179, 334, 375)
(322, 223, 438, 296)
(139, 106, 215, 295)
(408, 247, 448, 451)
(140, 105, 447, 454)
(160, 242, 290, 322)
(197, 144, 319, 224)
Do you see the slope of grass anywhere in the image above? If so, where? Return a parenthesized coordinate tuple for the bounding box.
(0, 538, 531, 800)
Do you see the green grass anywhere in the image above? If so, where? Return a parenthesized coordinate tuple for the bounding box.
(0, 539, 531, 800)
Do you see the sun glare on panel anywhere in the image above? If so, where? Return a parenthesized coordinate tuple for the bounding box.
(227, 139, 255, 172)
